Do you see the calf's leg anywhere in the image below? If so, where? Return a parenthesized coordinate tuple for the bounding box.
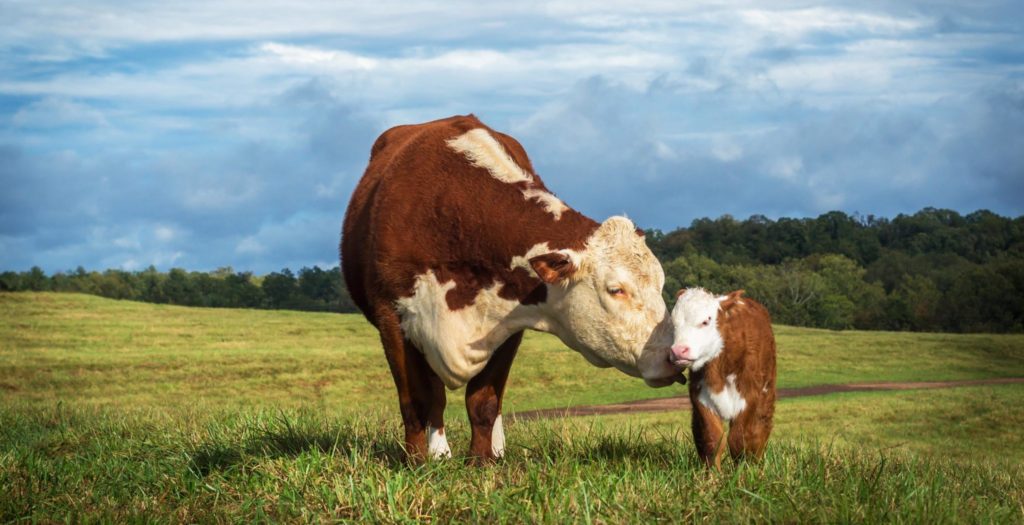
(465, 331, 522, 464)
(727, 391, 775, 462)
(689, 382, 727, 468)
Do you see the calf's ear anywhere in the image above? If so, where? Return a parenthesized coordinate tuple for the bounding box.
(719, 289, 746, 311)
(675, 288, 688, 298)
(529, 252, 576, 284)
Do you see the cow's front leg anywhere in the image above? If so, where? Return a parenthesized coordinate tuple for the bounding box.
(465, 332, 523, 464)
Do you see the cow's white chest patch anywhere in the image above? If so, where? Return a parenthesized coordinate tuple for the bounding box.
(395, 270, 539, 389)
(446, 128, 568, 219)
(697, 373, 747, 421)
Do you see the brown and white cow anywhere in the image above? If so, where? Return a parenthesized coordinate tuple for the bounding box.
(669, 288, 776, 467)
(341, 115, 681, 463)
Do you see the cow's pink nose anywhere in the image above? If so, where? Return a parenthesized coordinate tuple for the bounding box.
(671, 344, 691, 361)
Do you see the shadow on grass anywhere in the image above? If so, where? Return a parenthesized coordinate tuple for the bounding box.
(508, 421, 696, 468)
(188, 414, 406, 476)
(189, 415, 695, 477)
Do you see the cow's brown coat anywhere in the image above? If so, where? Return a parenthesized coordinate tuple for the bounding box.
(341, 115, 603, 462)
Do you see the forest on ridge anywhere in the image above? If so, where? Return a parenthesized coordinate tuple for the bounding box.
(3, 207, 1022, 333)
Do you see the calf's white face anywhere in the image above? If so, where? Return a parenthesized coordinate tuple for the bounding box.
(532, 216, 678, 386)
(669, 288, 725, 371)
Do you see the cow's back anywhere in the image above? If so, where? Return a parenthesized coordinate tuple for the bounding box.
(340, 114, 593, 326)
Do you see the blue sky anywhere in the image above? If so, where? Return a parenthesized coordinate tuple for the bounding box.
(1, 1, 1022, 273)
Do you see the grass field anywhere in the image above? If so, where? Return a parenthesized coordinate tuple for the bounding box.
(4, 292, 1024, 413)
(2, 292, 1024, 522)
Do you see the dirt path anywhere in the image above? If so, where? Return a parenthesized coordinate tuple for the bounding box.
(511, 377, 1024, 421)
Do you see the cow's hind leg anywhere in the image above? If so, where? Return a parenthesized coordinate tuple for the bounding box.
(465, 331, 523, 464)
(727, 392, 775, 462)
(376, 305, 447, 463)
(690, 381, 727, 469)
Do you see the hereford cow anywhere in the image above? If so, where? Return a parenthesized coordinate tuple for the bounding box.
(341, 115, 681, 463)
(669, 288, 776, 467)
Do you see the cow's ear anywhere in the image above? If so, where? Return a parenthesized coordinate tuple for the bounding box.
(719, 289, 746, 311)
(529, 252, 576, 284)
(676, 288, 688, 299)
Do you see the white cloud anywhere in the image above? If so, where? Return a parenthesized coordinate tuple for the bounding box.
(259, 43, 379, 70)
(183, 185, 260, 211)
(711, 139, 743, 162)
(236, 236, 265, 255)
(738, 7, 925, 39)
(112, 235, 140, 250)
(768, 156, 803, 180)
(154, 226, 175, 242)
(11, 97, 109, 128)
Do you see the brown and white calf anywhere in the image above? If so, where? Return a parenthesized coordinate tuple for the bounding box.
(341, 115, 681, 463)
(669, 288, 776, 467)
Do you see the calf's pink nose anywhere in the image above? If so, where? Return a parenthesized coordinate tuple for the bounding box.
(671, 344, 691, 361)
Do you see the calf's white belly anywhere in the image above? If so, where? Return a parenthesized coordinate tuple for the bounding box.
(697, 373, 747, 421)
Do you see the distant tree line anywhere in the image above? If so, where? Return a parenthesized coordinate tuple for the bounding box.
(2, 208, 1022, 332)
(648, 208, 1024, 333)
(0, 265, 358, 313)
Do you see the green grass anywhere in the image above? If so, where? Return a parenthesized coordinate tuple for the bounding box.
(2, 404, 1022, 523)
(3, 292, 1024, 414)
(593, 384, 1024, 467)
(2, 292, 1024, 522)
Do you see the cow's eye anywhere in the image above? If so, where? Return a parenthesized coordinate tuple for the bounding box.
(608, 287, 627, 297)
(701, 318, 711, 327)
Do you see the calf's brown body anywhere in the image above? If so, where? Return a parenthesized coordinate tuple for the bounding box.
(688, 291, 776, 467)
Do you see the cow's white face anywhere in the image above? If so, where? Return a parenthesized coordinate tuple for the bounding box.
(669, 288, 725, 371)
(532, 216, 679, 386)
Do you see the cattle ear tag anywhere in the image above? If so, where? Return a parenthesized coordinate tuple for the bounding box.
(529, 252, 576, 284)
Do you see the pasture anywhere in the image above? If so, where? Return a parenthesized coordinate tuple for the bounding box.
(2, 292, 1023, 522)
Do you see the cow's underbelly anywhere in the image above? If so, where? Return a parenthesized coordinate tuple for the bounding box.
(395, 270, 536, 389)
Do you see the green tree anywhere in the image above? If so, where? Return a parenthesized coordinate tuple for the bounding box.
(809, 254, 885, 329)
(137, 266, 167, 303)
(895, 274, 942, 331)
(0, 271, 22, 291)
(262, 269, 298, 309)
(23, 266, 50, 291)
(164, 268, 199, 305)
(96, 270, 134, 299)
(222, 272, 263, 308)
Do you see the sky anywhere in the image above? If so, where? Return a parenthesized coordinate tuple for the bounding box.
(1, 1, 1022, 274)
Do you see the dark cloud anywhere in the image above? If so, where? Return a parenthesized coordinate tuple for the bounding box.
(513, 76, 1024, 230)
(1, 79, 382, 273)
